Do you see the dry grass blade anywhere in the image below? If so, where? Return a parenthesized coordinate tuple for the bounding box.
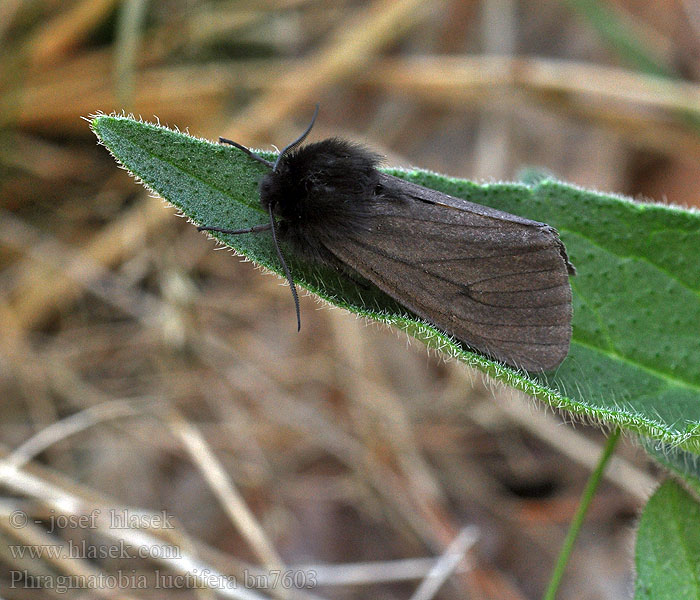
(0, 513, 140, 600)
(409, 526, 479, 600)
(165, 409, 286, 572)
(288, 557, 467, 587)
(328, 313, 457, 546)
(365, 56, 700, 159)
(3, 195, 168, 330)
(0, 208, 177, 330)
(492, 391, 657, 501)
(225, 0, 436, 141)
(6, 400, 143, 469)
(25, 0, 120, 67)
(0, 464, 275, 600)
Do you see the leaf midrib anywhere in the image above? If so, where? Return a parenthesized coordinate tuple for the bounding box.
(103, 124, 268, 214)
(561, 226, 700, 300)
(573, 338, 700, 398)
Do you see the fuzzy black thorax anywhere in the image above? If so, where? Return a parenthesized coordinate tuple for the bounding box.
(260, 139, 382, 243)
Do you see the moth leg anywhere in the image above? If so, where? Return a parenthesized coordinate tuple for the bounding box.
(218, 137, 273, 168)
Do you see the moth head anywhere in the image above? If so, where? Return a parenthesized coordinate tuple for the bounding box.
(258, 104, 319, 218)
(258, 168, 289, 216)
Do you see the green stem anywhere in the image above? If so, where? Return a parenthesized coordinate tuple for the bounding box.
(543, 427, 622, 600)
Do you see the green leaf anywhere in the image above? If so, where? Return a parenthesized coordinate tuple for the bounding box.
(635, 480, 700, 599)
(642, 440, 700, 497)
(91, 115, 700, 452)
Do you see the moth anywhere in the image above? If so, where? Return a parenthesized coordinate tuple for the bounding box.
(199, 106, 575, 371)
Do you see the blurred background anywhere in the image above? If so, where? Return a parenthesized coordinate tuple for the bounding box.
(1, 1, 699, 599)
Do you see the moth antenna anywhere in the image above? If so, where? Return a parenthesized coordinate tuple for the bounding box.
(197, 222, 272, 235)
(267, 203, 301, 332)
(219, 137, 274, 168)
(272, 104, 320, 171)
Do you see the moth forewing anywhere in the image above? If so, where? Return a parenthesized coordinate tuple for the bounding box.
(319, 173, 573, 371)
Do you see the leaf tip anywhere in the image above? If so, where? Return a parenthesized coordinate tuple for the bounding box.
(84, 111, 115, 144)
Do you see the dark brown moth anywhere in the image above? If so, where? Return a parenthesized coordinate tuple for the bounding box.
(199, 107, 575, 371)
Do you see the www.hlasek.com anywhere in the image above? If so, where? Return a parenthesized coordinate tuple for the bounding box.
(9, 539, 181, 561)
